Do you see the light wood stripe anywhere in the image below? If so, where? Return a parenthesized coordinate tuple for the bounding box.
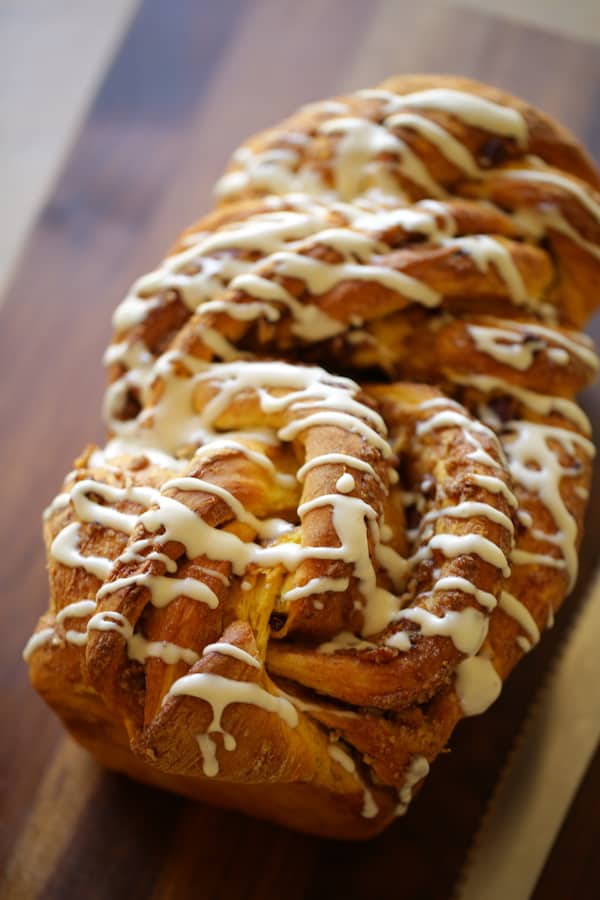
(0, 740, 101, 900)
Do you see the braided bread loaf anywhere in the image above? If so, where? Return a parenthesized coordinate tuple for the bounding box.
(25, 75, 600, 838)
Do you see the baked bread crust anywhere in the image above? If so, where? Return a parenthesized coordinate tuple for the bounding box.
(25, 74, 599, 838)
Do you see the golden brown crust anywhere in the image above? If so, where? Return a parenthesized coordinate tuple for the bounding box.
(26, 73, 599, 839)
(106, 75, 600, 415)
(218, 74, 600, 203)
(377, 74, 600, 189)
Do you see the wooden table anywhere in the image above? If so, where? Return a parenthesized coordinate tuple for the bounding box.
(1, 1, 599, 897)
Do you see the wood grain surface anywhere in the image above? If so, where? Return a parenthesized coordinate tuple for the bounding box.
(1, 1, 599, 897)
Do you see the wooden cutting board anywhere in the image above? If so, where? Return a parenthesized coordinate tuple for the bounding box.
(1, 1, 599, 897)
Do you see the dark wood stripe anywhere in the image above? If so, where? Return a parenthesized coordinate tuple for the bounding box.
(91, 0, 242, 125)
(42, 771, 186, 900)
(532, 742, 600, 900)
(1, 0, 599, 897)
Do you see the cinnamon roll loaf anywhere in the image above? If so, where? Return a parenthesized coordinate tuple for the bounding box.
(25, 75, 599, 839)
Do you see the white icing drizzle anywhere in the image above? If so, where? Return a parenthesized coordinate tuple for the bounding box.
(56, 600, 97, 623)
(70, 479, 159, 533)
(470, 473, 518, 508)
(361, 788, 379, 819)
(384, 112, 480, 177)
(50, 522, 113, 580)
(215, 145, 323, 200)
(392, 606, 489, 655)
(106, 198, 359, 423)
(529, 205, 600, 263)
(362, 88, 528, 146)
(118, 538, 179, 575)
(279, 410, 390, 455)
(417, 396, 465, 411)
(202, 642, 261, 669)
(455, 340, 594, 588)
(455, 655, 502, 715)
(415, 405, 517, 526)
(64, 629, 89, 647)
(453, 371, 591, 434)
(547, 348, 569, 365)
(281, 576, 350, 604)
(107, 357, 391, 460)
(467, 321, 598, 372)
(421, 500, 514, 535)
(468, 325, 546, 371)
(297, 493, 400, 634)
(328, 743, 356, 772)
(193, 438, 296, 488)
(300, 99, 350, 116)
(96, 364, 415, 652)
(386, 394, 513, 651)
(196, 733, 223, 777)
(51, 599, 96, 648)
(416, 407, 500, 445)
(326, 743, 379, 819)
(167, 672, 298, 777)
(446, 236, 527, 303)
(43, 492, 70, 521)
(352, 201, 455, 242)
(428, 533, 510, 577)
(527, 324, 598, 368)
(97, 572, 219, 609)
(517, 509, 534, 528)
(501, 420, 593, 587)
(319, 116, 442, 199)
(98, 360, 419, 645)
(499, 590, 540, 650)
(43, 596, 200, 665)
(127, 635, 200, 666)
(241, 241, 442, 308)
(87, 610, 132, 638)
(167, 674, 299, 726)
(336, 473, 356, 493)
(46, 476, 218, 659)
(395, 755, 430, 816)
(502, 167, 600, 224)
(510, 548, 566, 569)
(160, 477, 291, 541)
(380, 524, 393, 542)
(225, 269, 343, 340)
(217, 87, 529, 207)
(385, 631, 412, 651)
(22, 628, 55, 661)
(296, 452, 382, 487)
(431, 576, 498, 611)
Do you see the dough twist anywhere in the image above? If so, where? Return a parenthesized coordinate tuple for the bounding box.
(26, 75, 599, 838)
